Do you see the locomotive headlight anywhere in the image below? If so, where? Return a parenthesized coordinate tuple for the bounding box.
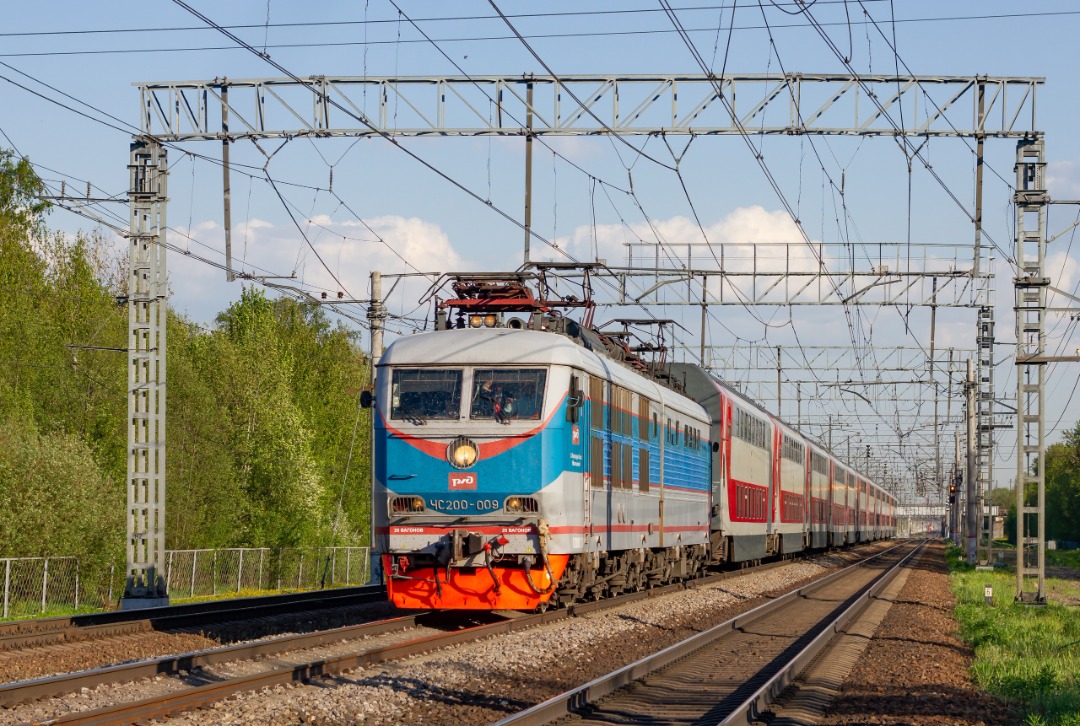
(469, 314, 484, 328)
(483, 314, 497, 327)
(447, 436, 479, 469)
(506, 496, 522, 512)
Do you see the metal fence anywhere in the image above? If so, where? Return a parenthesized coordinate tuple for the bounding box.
(1, 557, 83, 619)
(1, 547, 371, 619)
(163, 547, 371, 599)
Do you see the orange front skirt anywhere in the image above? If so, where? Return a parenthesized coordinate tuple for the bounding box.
(384, 554, 570, 610)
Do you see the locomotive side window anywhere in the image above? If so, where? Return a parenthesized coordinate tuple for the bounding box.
(590, 436, 605, 488)
(638, 396, 651, 441)
(470, 368, 547, 420)
(390, 369, 463, 420)
(590, 377, 606, 428)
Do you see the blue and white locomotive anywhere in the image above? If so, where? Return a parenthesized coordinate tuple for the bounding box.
(369, 274, 896, 610)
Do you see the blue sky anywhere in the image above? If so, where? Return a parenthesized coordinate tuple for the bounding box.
(3, 0, 1079, 500)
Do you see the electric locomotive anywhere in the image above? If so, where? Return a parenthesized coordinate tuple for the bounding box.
(368, 272, 898, 611)
(370, 274, 713, 609)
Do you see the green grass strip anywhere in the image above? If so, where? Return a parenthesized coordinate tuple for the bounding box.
(946, 544, 1080, 725)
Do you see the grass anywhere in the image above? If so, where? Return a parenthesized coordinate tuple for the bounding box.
(947, 544, 1080, 725)
(1048, 549, 1080, 569)
(170, 586, 309, 605)
(0, 602, 104, 622)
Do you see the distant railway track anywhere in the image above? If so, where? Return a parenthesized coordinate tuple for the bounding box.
(3, 546, 887, 724)
(495, 540, 922, 725)
(0, 584, 386, 652)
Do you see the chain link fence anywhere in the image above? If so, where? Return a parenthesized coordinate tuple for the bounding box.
(1, 547, 371, 619)
(163, 547, 371, 599)
(1, 557, 83, 619)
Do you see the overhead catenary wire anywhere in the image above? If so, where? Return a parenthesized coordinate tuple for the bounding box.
(2, 7, 1078, 56)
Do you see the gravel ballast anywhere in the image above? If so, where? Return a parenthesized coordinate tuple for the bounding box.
(818, 541, 1018, 725)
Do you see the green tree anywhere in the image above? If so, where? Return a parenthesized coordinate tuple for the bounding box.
(989, 487, 1014, 510)
(1, 147, 372, 563)
(205, 288, 328, 546)
(0, 149, 48, 235)
(165, 314, 248, 548)
(1044, 421, 1080, 543)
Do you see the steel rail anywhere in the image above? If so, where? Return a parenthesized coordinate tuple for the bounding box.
(0, 614, 423, 709)
(720, 541, 925, 725)
(11, 545, 868, 723)
(0, 584, 385, 652)
(492, 540, 920, 725)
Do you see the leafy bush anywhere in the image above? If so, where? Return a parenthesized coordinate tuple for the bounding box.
(0, 417, 122, 574)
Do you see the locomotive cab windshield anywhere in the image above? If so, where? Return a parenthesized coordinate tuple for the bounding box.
(391, 369, 463, 421)
(470, 368, 547, 421)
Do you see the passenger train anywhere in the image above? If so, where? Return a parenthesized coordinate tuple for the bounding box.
(368, 275, 897, 610)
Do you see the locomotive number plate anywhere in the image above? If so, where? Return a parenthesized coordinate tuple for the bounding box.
(427, 498, 501, 513)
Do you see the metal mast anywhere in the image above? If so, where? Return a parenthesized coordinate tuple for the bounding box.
(976, 305, 996, 566)
(123, 139, 170, 609)
(1013, 138, 1047, 604)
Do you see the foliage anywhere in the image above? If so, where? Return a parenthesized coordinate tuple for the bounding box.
(0, 417, 122, 573)
(199, 287, 370, 547)
(1004, 423, 1080, 548)
(989, 487, 1014, 509)
(1044, 423, 1080, 545)
(947, 544, 1080, 724)
(0, 149, 372, 566)
(0, 149, 49, 237)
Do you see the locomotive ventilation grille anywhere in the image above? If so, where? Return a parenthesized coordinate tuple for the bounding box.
(390, 496, 425, 513)
(505, 496, 539, 513)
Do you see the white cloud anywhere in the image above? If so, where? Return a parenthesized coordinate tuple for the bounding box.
(1048, 161, 1080, 200)
(1047, 248, 1079, 302)
(163, 214, 463, 326)
(539, 205, 822, 304)
(548, 205, 813, 266)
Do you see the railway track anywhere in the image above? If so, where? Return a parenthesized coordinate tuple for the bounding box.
(3, 552, 817, 724)
(493, 540, 922, 725)
(4, 544, 894, 724)
(0, 584, 386, 652)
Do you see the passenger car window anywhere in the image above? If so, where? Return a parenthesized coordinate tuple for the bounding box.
(470, 369, 547, 421)
(391, 369, 462, 420)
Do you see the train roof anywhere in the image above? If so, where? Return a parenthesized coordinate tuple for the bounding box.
(380, 328, 708, 418)
(380, 328, 587, 368)
(670, 362, 893, 499)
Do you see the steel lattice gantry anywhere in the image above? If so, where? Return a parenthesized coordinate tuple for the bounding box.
(613, 243, 990, 307)
(135, 74, 1041, 140)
